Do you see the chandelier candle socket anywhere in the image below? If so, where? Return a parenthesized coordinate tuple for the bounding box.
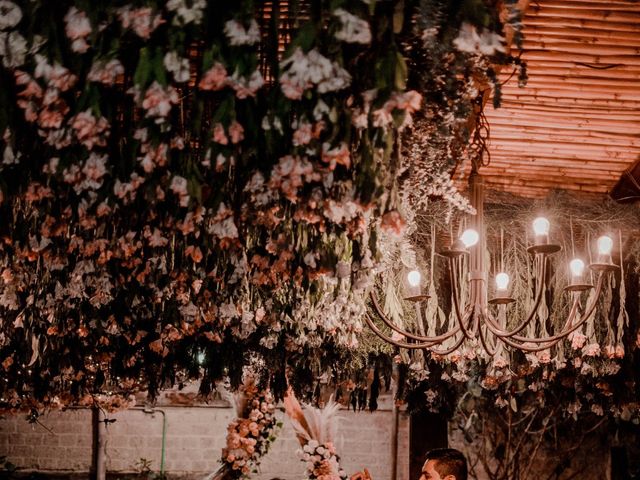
(569, 258, 585, 280)
(565, 258, 592, 293)
(591, 235, 618, 272)
(532, 217, 550, 243)
(405, 270, 430, 302)
(365, 171, 621, 357)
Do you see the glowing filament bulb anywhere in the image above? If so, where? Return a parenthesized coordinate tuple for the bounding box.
(597, 235, 613, 256)
(532, 217, 550, 236)
(407, 270, 421, 287)
(460, 229, 479, 248)
(495, 272, 510, 291)
(197, 352, 206, 365)
(569, 258, 585, 278)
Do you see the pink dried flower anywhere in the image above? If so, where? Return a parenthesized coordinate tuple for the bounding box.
(569, 331, 587, 350)
(380, 211, 406, 236)
(582, 342, 601, 357)
(199, 62, 228, 90)
(228, 120, 244, 144)
(212, 123, 228, 145)
(70, 110, 110, 150)
(141, 81, 178, 120)
(393, 90, 422, 113)
(118, 7, 164, 39)
(88, 59, 124, 85)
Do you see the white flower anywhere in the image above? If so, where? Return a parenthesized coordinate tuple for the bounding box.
(279, 48, 351, 99)
(453, 23, 480, 53)
(170, 175, 188, 197)
(333, 8, 371, 44)
(64, 7, 92, 53)
(228, 69, 264, 98)
(224, 19, 260, 46)
(0, 1, 21, 30)
(453, 22, 505, 56)
(139, 81, 179, 121)
(88, 59, 124, 85)
(479, 30, 505, 55)
(82, 153, 108, 183)
(313, 100, 330, 120)
(163, 51, 190, 83)
(0, 30, 27, 67)
(166, 0, 206, 26)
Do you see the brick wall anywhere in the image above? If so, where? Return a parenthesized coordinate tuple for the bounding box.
(0, 402, 410, 480)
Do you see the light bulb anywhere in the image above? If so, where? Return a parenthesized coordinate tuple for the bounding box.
(532, 217, 550, 236)
(460, 229, 479, 248)
(569, 258, 585, 278)
(197, 352, 206, 365)
(597, 235, 613, 256)
(495, 272, 510, 291)
(407, 270, 421, 287)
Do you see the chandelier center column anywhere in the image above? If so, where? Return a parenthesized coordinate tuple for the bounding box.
(469, 172, 487, 311)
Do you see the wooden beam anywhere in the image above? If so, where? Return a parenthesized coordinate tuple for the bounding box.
(524, 17, 640, 32)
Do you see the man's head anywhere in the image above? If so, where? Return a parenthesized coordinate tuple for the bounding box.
(419, 448, 467, 480)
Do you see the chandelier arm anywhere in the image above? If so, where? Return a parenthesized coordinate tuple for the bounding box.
(508, 272, 605, 343)
(369, 291, 462, 343)
(485, 273, 605, 348)
(485, 293, 581, 341)
(426, 332, 467, 356)
(478, 313, 499, 356)
(494, 331, 562, 353)
(363, 314, 448, 350)
(485, 253, 548, 338)
(449, 258, 474, 340)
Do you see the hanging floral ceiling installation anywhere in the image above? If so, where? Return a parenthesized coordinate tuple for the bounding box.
(0, 0, 522, 410)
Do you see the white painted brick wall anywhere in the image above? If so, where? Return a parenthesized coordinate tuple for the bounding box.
(0, 405, 409, 480)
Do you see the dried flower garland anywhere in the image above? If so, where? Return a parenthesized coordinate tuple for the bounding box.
(211, 383, 280, 479)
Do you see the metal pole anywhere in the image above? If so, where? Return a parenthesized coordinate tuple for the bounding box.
(469, 172, 487, 310)
(95, 409, 107, 480)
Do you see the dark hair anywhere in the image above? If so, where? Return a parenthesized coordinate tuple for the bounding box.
(424, 448, 468, 480)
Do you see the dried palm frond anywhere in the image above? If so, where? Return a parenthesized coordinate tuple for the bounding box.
(283, 388, 341, 445)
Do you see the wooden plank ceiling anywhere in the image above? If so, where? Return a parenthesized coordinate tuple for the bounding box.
(479, 0, 640, 198)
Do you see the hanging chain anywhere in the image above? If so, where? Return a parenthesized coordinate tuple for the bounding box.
(468, 94, 491, 174)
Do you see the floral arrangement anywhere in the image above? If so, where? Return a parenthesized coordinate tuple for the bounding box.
(284, 389, 354, 480)
(212, 382, 280, 479)
(0, 0, 415, 409)
(300, 439, 348, 480)
(0, 0, 522, 411)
